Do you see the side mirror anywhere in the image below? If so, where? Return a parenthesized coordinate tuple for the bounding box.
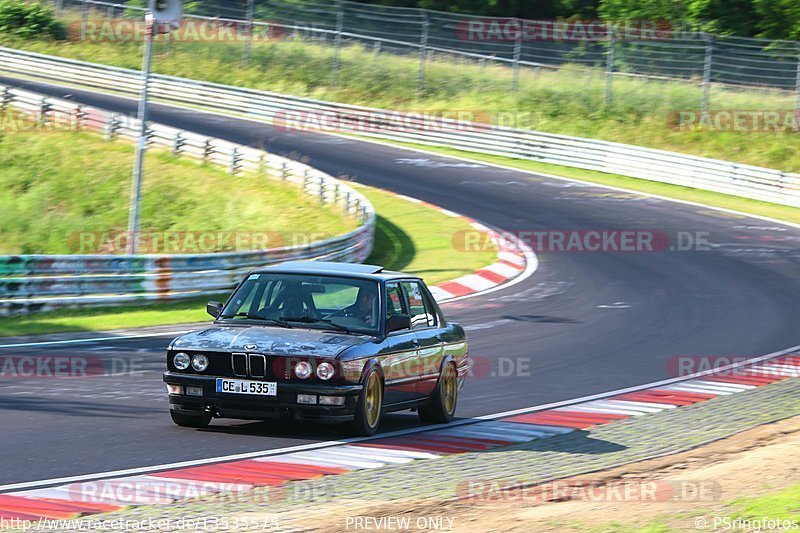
(207, 301, 223, 319)
(386, 314, 412, 333)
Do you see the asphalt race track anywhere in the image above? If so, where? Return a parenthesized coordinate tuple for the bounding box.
(1, 76, 799, 486)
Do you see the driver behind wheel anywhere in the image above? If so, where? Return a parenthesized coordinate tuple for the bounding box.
(341, 286, 377, 326)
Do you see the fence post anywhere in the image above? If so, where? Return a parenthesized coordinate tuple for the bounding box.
(229, 147, 240, 175)
(512, 18, 522, 93)
(0, 86, 10, 113)
(242, 0, 255, 66)
(82, 0, 89, 26)
(417, 9, 429, 98)
(701, 34, 713, 112)
(73, 104, 84, 131)
(105, 114, 118, 141)
(332, 1, 344, 87)
(605, 36, 615, 105)
(319, 176, 326, 203)
(37, 98, 50, 128)
(373, 41, 381, 58)
(171, 132, 183, 155)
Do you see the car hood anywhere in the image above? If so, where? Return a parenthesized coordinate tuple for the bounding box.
(170, 324, 372, 358)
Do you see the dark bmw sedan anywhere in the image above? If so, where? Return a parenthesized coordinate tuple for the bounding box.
(163, 261, 469, 435)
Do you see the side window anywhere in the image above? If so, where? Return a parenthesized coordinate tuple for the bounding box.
(386, 283, 407, 319)
(401, 281, 434, 328)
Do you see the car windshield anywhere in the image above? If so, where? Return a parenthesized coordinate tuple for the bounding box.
(220, 272, 381, 334)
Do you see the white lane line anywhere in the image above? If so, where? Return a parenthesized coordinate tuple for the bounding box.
(662, 384, 735, 395)
(4, 342, 799, 495)
(688, 380, 756, 392)
(577, 401, 662, 415)
(434, 428, 533, 442)
(0, 330, 192, 349)
(559, 404, 646, 416)
(757, 364, 799, 376)
(339, 446, 440, 460)
(285, 452, 385, 469)
(501, 423, 573, 435)
(601, 399, 678, 410)
(252, 456, 356, 469)
(475, 343, 800, 422)
(318, 448, 414, 464)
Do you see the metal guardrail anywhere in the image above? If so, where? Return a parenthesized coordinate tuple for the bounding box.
(0, 84, 375, 316)
(1, 47, 798, 210)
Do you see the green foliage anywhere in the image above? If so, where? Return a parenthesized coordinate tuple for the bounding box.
(598, 0, 688, 23)
(752, 0, 800, 40)
(686, 0, 758, 35)
(0, 0, 64, 39)
(354, 0, 800, 39)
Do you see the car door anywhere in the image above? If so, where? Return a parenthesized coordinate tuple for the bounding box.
(400, 280, 444, 397)
(381, 281, 420, 406)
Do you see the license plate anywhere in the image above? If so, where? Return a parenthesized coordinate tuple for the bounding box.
(216, 378, 277, 396)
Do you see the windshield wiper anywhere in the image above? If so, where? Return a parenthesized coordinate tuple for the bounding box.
(281, 316, 352, 333)
(219, 313, 292, 328)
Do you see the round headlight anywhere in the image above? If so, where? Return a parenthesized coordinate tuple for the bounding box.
(173, 352, 190, 370)
(191, 354, 209, 372)
(316, 362, 335, 380)
(294, 361, 312, 379)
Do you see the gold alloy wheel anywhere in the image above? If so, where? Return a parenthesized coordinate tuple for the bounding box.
(364, 372, 382, 428)
(442, 364, 457, 415)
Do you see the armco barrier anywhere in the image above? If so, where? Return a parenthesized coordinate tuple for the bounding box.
(0, 86, 375, 316)
(1, 47, 798, 207)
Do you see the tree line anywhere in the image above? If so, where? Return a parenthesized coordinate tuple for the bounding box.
(353, 0, 800, 40)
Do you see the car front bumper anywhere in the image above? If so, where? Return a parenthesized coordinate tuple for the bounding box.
(163, 372, 363, 423)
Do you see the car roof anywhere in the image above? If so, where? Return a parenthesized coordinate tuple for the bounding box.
(255, 261, 418, 282)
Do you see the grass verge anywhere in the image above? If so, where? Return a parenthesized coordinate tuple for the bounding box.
(0, 183, 497, 337)
(353, 183, 496, 284)
(0, 129, 354, 254)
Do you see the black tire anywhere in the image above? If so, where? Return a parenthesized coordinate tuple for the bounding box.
(353, 368, 383, 436)
(170, 411, 212, 428)
(418, 362, 458, 424)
